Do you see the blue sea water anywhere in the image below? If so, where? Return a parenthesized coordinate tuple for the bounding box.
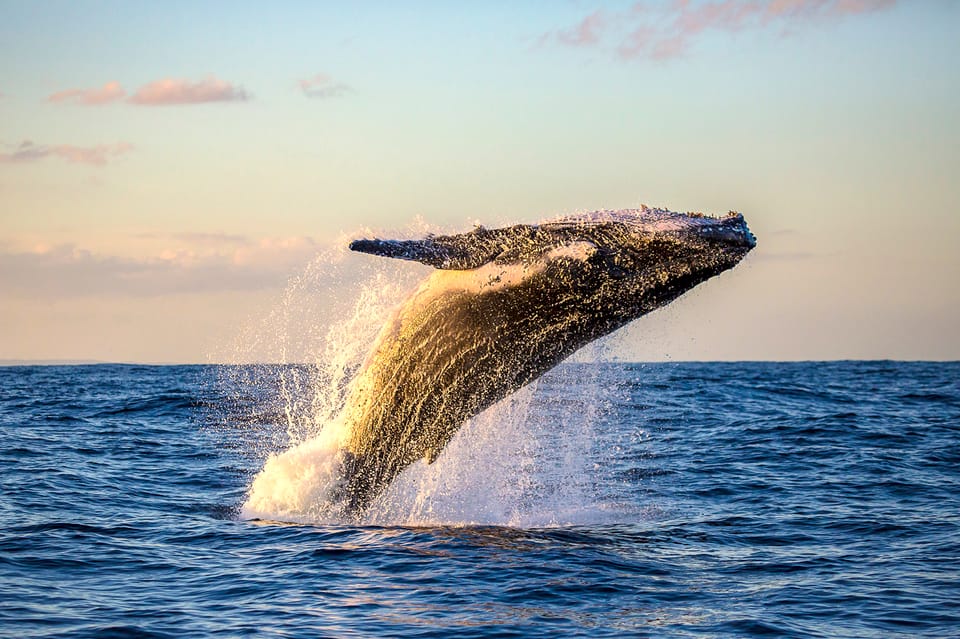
(1, 361, 958, 638)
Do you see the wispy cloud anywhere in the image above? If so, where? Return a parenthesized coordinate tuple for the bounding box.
(171, 232, 252, 246)
(299, 73, 352, 99)
(45, 76, 249, 107)
(0, 236, 323, 298)
(48, 81, 126, 105)
(556, 9, 608, 47)
(545, 0, 897, 61)
(0, 140, 133, 166)
(129, 76, 250, 105)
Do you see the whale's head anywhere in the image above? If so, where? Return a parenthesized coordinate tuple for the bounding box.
(597, 206, 756, 263)
(572, 206, 753, 283)
(521, 206, 755, 318)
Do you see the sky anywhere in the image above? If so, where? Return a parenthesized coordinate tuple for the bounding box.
(1, 0, 958, 363)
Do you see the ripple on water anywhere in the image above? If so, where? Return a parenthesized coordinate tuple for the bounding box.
(0, 362, 957, 637)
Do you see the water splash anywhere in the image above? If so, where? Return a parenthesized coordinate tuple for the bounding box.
(365, 354, 615, 527)
(223, 229, 628, 526)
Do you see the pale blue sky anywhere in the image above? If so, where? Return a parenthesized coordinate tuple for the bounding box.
(1, 1, 957, 362)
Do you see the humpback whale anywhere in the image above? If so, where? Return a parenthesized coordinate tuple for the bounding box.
(335, 206, 755, 515)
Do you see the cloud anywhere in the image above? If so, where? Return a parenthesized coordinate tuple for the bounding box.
(299, 74, 352, 99)
(0, 140, 133, 166)
(0, 236, 323, 298)
(48, 81, 125, 105)
(129, 76, 250, 105)
(171, 232, 252, 246)
(556, 10, 608, 47)
(546, 0, 897, 61)
(133, 231, 252, 246)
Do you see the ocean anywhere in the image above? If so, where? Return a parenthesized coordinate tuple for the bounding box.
(1, 361, 958, 637)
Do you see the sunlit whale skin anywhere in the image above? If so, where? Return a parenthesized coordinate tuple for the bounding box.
(337, 206, 755, 515)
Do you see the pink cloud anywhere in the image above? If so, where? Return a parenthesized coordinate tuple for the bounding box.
(674, 0, 760, 34)
(48, 81, 125, 105)
(0, 236, 324, 298)
(128, 76, 249, 105)
(299, 74, 351, 99)
(0, 140, 134, 166)
(548, 0, 897, 61)
(762, 0, 895, 20)
(557, 10, 608, 47)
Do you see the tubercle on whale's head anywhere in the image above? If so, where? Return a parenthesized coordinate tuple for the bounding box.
(552, 206, 754, 251)
(590, 206, 755, 251)
(558, 206, 756, 299)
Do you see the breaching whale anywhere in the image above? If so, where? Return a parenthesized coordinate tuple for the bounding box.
(336, 206, 755, 515)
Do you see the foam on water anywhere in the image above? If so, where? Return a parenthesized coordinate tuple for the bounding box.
(232, 237, 618, 527)
(241, 424, 347, 522)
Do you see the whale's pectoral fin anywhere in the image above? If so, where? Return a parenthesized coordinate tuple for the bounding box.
(349, 237, 474, 269)
(349, 225, 534, 270)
